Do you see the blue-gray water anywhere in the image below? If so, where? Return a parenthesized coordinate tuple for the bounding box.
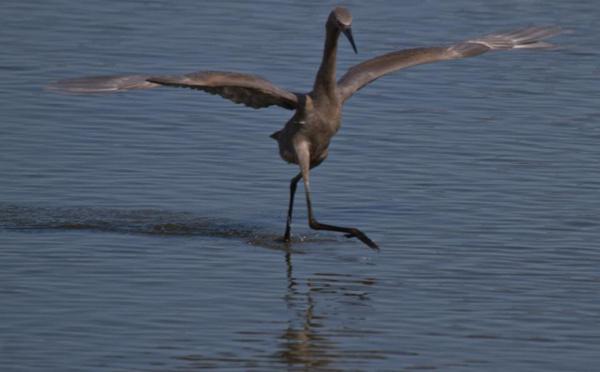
(1, 0, 599, 370)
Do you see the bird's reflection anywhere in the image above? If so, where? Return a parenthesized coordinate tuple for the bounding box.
(277, 251, 376, 369)
(171, 249, 378, 369)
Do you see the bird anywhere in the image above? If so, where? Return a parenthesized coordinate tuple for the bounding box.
(49, 7, 560, 250)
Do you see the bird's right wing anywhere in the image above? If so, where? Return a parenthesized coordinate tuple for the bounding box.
(48, 71, 299, 110)
(337, 26, 561, 102)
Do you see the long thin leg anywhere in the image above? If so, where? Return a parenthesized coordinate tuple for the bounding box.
(304, 180, 379, 249)
(295, 141, 379, 250)
(283, 172, 302, 242)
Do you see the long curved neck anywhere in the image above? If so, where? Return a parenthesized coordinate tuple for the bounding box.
(312, 21, 341, 101)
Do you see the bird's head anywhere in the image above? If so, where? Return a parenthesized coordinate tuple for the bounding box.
(329, 7, 357, 54)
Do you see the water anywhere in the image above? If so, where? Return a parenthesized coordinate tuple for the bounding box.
(1, 0, 599, 370)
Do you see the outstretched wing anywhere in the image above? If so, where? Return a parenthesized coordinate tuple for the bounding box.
(337, 26, 561, 102)
(48, 71, 299, 110)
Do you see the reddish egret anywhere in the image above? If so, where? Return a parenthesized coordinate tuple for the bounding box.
(49, 7, 560, 250)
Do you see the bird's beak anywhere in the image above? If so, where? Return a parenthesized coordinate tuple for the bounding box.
(343, 28, 358, 54)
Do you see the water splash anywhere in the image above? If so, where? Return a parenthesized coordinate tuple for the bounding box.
(0, 204, 327, 249)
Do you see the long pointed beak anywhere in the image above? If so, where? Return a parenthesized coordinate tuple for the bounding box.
(343, 28, 358, 54)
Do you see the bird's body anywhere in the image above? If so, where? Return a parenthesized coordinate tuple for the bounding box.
(272, 94, 339, 168)
(49, 7, 561, 250)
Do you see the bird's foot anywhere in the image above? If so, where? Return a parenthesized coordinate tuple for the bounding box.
(345, 229, 379, 250)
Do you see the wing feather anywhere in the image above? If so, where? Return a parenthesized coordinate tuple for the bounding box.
(46, 75, 159, 93)
(48, 71, 299, 110)
(147, 71, 298, 110)
(337, 26, 561, 102)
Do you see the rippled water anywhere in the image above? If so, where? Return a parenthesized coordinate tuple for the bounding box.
(2, 0, 600, 370)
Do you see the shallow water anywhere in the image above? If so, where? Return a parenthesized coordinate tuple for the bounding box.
(2, 0, 600, 370)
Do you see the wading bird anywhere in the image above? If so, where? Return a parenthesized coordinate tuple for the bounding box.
(50, 7, 560, 250)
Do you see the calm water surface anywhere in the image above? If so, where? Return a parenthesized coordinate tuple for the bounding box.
(2, 0, 600, 370)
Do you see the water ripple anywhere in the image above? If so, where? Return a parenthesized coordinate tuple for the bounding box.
(0, 204, 332, 250)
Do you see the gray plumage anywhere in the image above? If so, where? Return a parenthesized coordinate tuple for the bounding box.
(49, 8, 560, 250)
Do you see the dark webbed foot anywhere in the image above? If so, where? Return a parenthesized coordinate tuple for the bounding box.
(344, 229, 379, 250)
(309, 218, 379, 251)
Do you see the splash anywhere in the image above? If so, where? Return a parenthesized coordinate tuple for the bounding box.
(0, 204, 324, 249)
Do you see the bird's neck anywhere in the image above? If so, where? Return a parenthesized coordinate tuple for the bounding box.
(312, 23, 340, 102)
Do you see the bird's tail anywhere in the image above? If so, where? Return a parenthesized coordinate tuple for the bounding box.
(270, 130, 282, 140)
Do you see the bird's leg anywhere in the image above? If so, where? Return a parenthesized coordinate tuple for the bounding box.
(295, 141, 379, 250)
(303, 177, 379, 250)
(283, 172, 303, 242)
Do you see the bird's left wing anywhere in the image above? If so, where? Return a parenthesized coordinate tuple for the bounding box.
(337, 26, 561, 102)
(48, 71, 299, 110)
